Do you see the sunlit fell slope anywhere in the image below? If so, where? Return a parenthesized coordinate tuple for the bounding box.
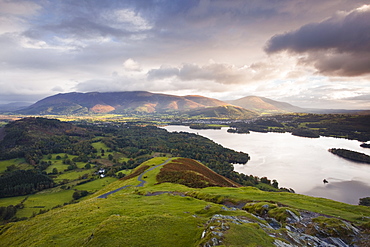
(15, 91, 231, 115)
(0, 157, 369, 246)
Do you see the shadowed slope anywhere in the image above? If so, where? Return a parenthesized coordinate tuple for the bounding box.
(157, 158, 241, 188)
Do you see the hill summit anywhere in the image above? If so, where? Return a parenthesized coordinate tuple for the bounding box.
(228, 96, 305, 114)
(16, 91, 231, 115)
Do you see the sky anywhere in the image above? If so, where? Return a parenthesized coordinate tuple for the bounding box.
(1, 0, 370, 109)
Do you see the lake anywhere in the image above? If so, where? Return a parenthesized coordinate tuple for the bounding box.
(163, 125, 370, 205)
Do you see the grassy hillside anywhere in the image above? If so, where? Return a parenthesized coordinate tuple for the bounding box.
(229, 96, 304, 114)
(186, 105, 258, 119)
(15, 91, 232, 115)
(1, 157, 369, 246)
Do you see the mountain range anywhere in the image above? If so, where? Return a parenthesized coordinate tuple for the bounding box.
(16, 91, 233, 115)
(2, 91, 365, 116)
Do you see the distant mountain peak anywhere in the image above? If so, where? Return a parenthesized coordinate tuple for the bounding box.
(16, 91, 232, 116)
(229, 95, 304, 114)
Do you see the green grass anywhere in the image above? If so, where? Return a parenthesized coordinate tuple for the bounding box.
(41, 153, 83, 173)
(222, 223, 275, 247)
(0, 188, 75, 219)
(115, 169, 131, 176)
(54, 168, 96, 182)
(74, 177, 117, 192)
(91, 142, 109, 152)
(133, 157, 170, 186)
(0, 158, 30, 173)
(16, 190, 75, 218)
(189, 186, 370, 224)
(91, 142, 116, 160)
(44, 163, 69, 174)
(0, 196, 26, 207)
(0, 193, 232, 246)
(86, 214, 201, 247)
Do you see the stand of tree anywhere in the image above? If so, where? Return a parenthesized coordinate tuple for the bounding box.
(291, 128, 320, 138)
(0, 118, 96, 164)
(328, 148, 370, 164)
(189, 124, 222, 130)
(0, 205, 17, 221)
(360, 143, 370, 148)
(0, 170, 54, 198)
(359, 197, 370, 206)
(227, 114, 370, 142)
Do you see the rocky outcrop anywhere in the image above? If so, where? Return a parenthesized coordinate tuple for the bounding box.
(198, 202, 368, 246)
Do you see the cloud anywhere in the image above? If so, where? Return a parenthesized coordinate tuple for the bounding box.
(148, 62, 249, 84)
(1, 0, 369, 110)
(21, 2, 153, 44)
(123, 58, 142, 72)
(0, 0, 41, 16)
(0, 0, 41, 34)
(51, 86, 64, 92)
(265, 5, 370, 76)
(74, 77, 143, 93)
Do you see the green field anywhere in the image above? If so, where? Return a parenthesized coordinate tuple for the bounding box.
(74, 177, 117, 192)
(0, 158, 31, 173)
(53, 168, 97, 182)
(17, 190, 76, 218)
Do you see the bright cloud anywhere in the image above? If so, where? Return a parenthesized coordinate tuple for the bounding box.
(0, 0, 369, 109)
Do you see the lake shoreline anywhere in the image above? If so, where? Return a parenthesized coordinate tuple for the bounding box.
(163, 125, 370, 205)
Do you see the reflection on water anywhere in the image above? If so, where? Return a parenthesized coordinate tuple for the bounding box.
(163, 125, 370, 205)
(305, 180, 370, 205)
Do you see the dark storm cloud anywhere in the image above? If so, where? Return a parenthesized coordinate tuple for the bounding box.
(265, 5, 370, 76)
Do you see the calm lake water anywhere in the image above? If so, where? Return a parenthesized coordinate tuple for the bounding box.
(163, 125, 370, 205)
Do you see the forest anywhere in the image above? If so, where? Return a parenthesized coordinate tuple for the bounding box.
(0, 170, 54, 198)
(227, 114, 370, 141)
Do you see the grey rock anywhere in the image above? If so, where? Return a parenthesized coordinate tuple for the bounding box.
(286, 209, 301, 223)
(268, 218, 281, 229)
(325, 237, 349, 247)
(274, 239, 295, 247)
(211, 231, 223, 237)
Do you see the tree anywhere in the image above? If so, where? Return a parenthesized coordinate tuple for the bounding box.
(272, 179, 279, 189)
(0, 205, 17, 220)
(260, 177, 271, 185)
(72, 191, 81, 200)
(359, 197, 370, 206)
(52, 168, 58, 174)
(72, 190, 88, 200)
